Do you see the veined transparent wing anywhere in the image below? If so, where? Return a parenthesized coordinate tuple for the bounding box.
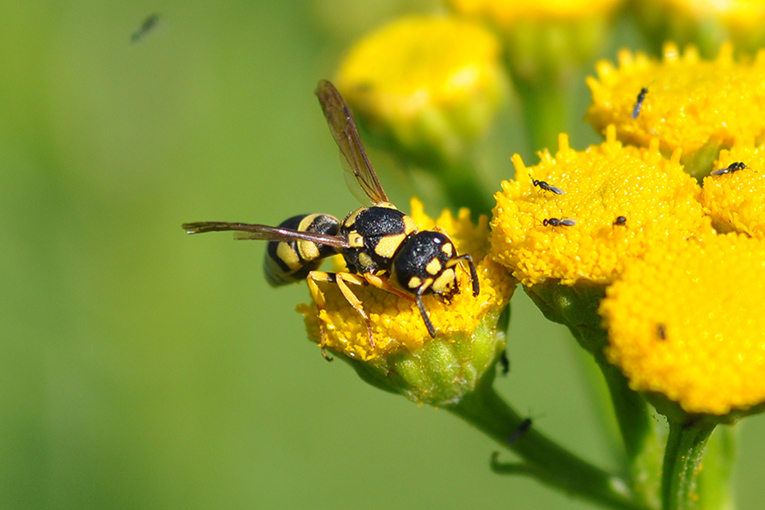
(315, 79, 388, 205)
(182, 221, 349, 248)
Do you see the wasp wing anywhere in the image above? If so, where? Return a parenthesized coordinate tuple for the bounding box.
(315, 79, 388, 205)
(182, 221, 349, 248)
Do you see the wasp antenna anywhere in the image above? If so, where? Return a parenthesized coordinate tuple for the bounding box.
(415, 292, 437, 338)
(457, 254, 480, 297)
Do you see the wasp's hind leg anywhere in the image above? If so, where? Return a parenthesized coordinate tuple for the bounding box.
(307, 271, 375, 358)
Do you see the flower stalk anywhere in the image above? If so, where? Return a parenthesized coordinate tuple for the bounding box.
(447, 371, 650, 510)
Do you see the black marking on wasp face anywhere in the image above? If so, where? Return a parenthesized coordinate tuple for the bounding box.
(532, 179, 565, 195)
(631, 87, 648, 119)
(613, 216, 627, 226)
(543, 218, 576, 227)
(711, 161, 747, 176)
(657, 323, 667, 340)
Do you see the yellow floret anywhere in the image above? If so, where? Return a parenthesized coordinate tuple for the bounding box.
(490, 126, 712, 286)
(701, 142, 765, 238)
(299, 199, 516, 362)
(586, 43, 765, 166)
(601, 232, 765, 415)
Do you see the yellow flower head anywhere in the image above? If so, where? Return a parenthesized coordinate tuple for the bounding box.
(447, 0, 623, 25)
(448, 0, 623, 83)
(299, 198, 515, 360)
(701, 141, 765, 238)
(335, 15, 506, 167)
(490, 126, 711, 286)
(586, 43, 765, 173)
(601, 232, 765, 416)
(632, 0, 765, 56)
(298, 199, 515, 406)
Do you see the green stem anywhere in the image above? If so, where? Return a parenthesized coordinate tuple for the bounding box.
(524, 283, 664, 506)
(661, 422, 716, 510)
(446, 378, 649, 510)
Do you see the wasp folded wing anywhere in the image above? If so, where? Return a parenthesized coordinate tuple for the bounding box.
(182, 221, 349, 249)
(315, 79, 388, 205)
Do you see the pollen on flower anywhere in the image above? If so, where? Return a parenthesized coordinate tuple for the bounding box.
(701, 141, 765, 239)
(586, 43, 765, 164)
(298, 199, 516, 362)
(490, 127, 712, 286)
(600, 232, 765, 415)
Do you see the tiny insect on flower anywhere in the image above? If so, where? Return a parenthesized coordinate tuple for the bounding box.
(532, 179, 565, 195)
(710, 161, 747, 176)
(631, 86, 648, 119)
(543, 218, 576, 227)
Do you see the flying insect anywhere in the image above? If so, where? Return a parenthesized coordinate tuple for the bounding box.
(183, 80, 479, 357)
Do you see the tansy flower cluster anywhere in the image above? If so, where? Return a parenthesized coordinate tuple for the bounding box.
(587, 43, 765, 173)
(490, 127, 709, 286)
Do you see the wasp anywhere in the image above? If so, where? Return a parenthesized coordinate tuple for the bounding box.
(183, 80, 479, 357)
(631, 87, 648, 119)
(711, 161, 747, 176)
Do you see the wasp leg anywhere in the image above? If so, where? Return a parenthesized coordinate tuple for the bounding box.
(306, 272, 334, 361)
(362, 273, 416, 302)
(308, 271, 376, 351)
(455, 254, 480, 297)
(414, 287, 438, 338)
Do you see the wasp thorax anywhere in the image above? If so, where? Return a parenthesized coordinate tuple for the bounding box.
(264, 214, 340, 287)
(392, 231, 460, 298)
(340, 203, 418, 274)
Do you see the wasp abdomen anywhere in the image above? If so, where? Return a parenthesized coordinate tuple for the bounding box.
(264, 213, 340, 287)
(340, 203, 418, 274)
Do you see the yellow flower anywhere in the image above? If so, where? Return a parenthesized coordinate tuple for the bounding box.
(447, 0, 623, 25)
(632, 0, 765, 56)
(447, 0, 624, 84)
(701, 141, 765, 239)
(490, 126, 711, 286)
(586, 43, 765, 175)
(600, 232, 765, 416)
(298, 199, 516, 405)
(335, 15, 506, 167)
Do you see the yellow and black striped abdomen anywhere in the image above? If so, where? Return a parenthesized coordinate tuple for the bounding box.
(264, 214, 340, 287)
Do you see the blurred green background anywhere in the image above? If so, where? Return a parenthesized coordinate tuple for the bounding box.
(2, 1, 765, 509)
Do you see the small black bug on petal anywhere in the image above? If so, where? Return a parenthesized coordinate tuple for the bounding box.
(532, 179, 565, 195)
(543, 218, 576, 227)
(711, 161, 747, 176)
(631, 87, 648, 119)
